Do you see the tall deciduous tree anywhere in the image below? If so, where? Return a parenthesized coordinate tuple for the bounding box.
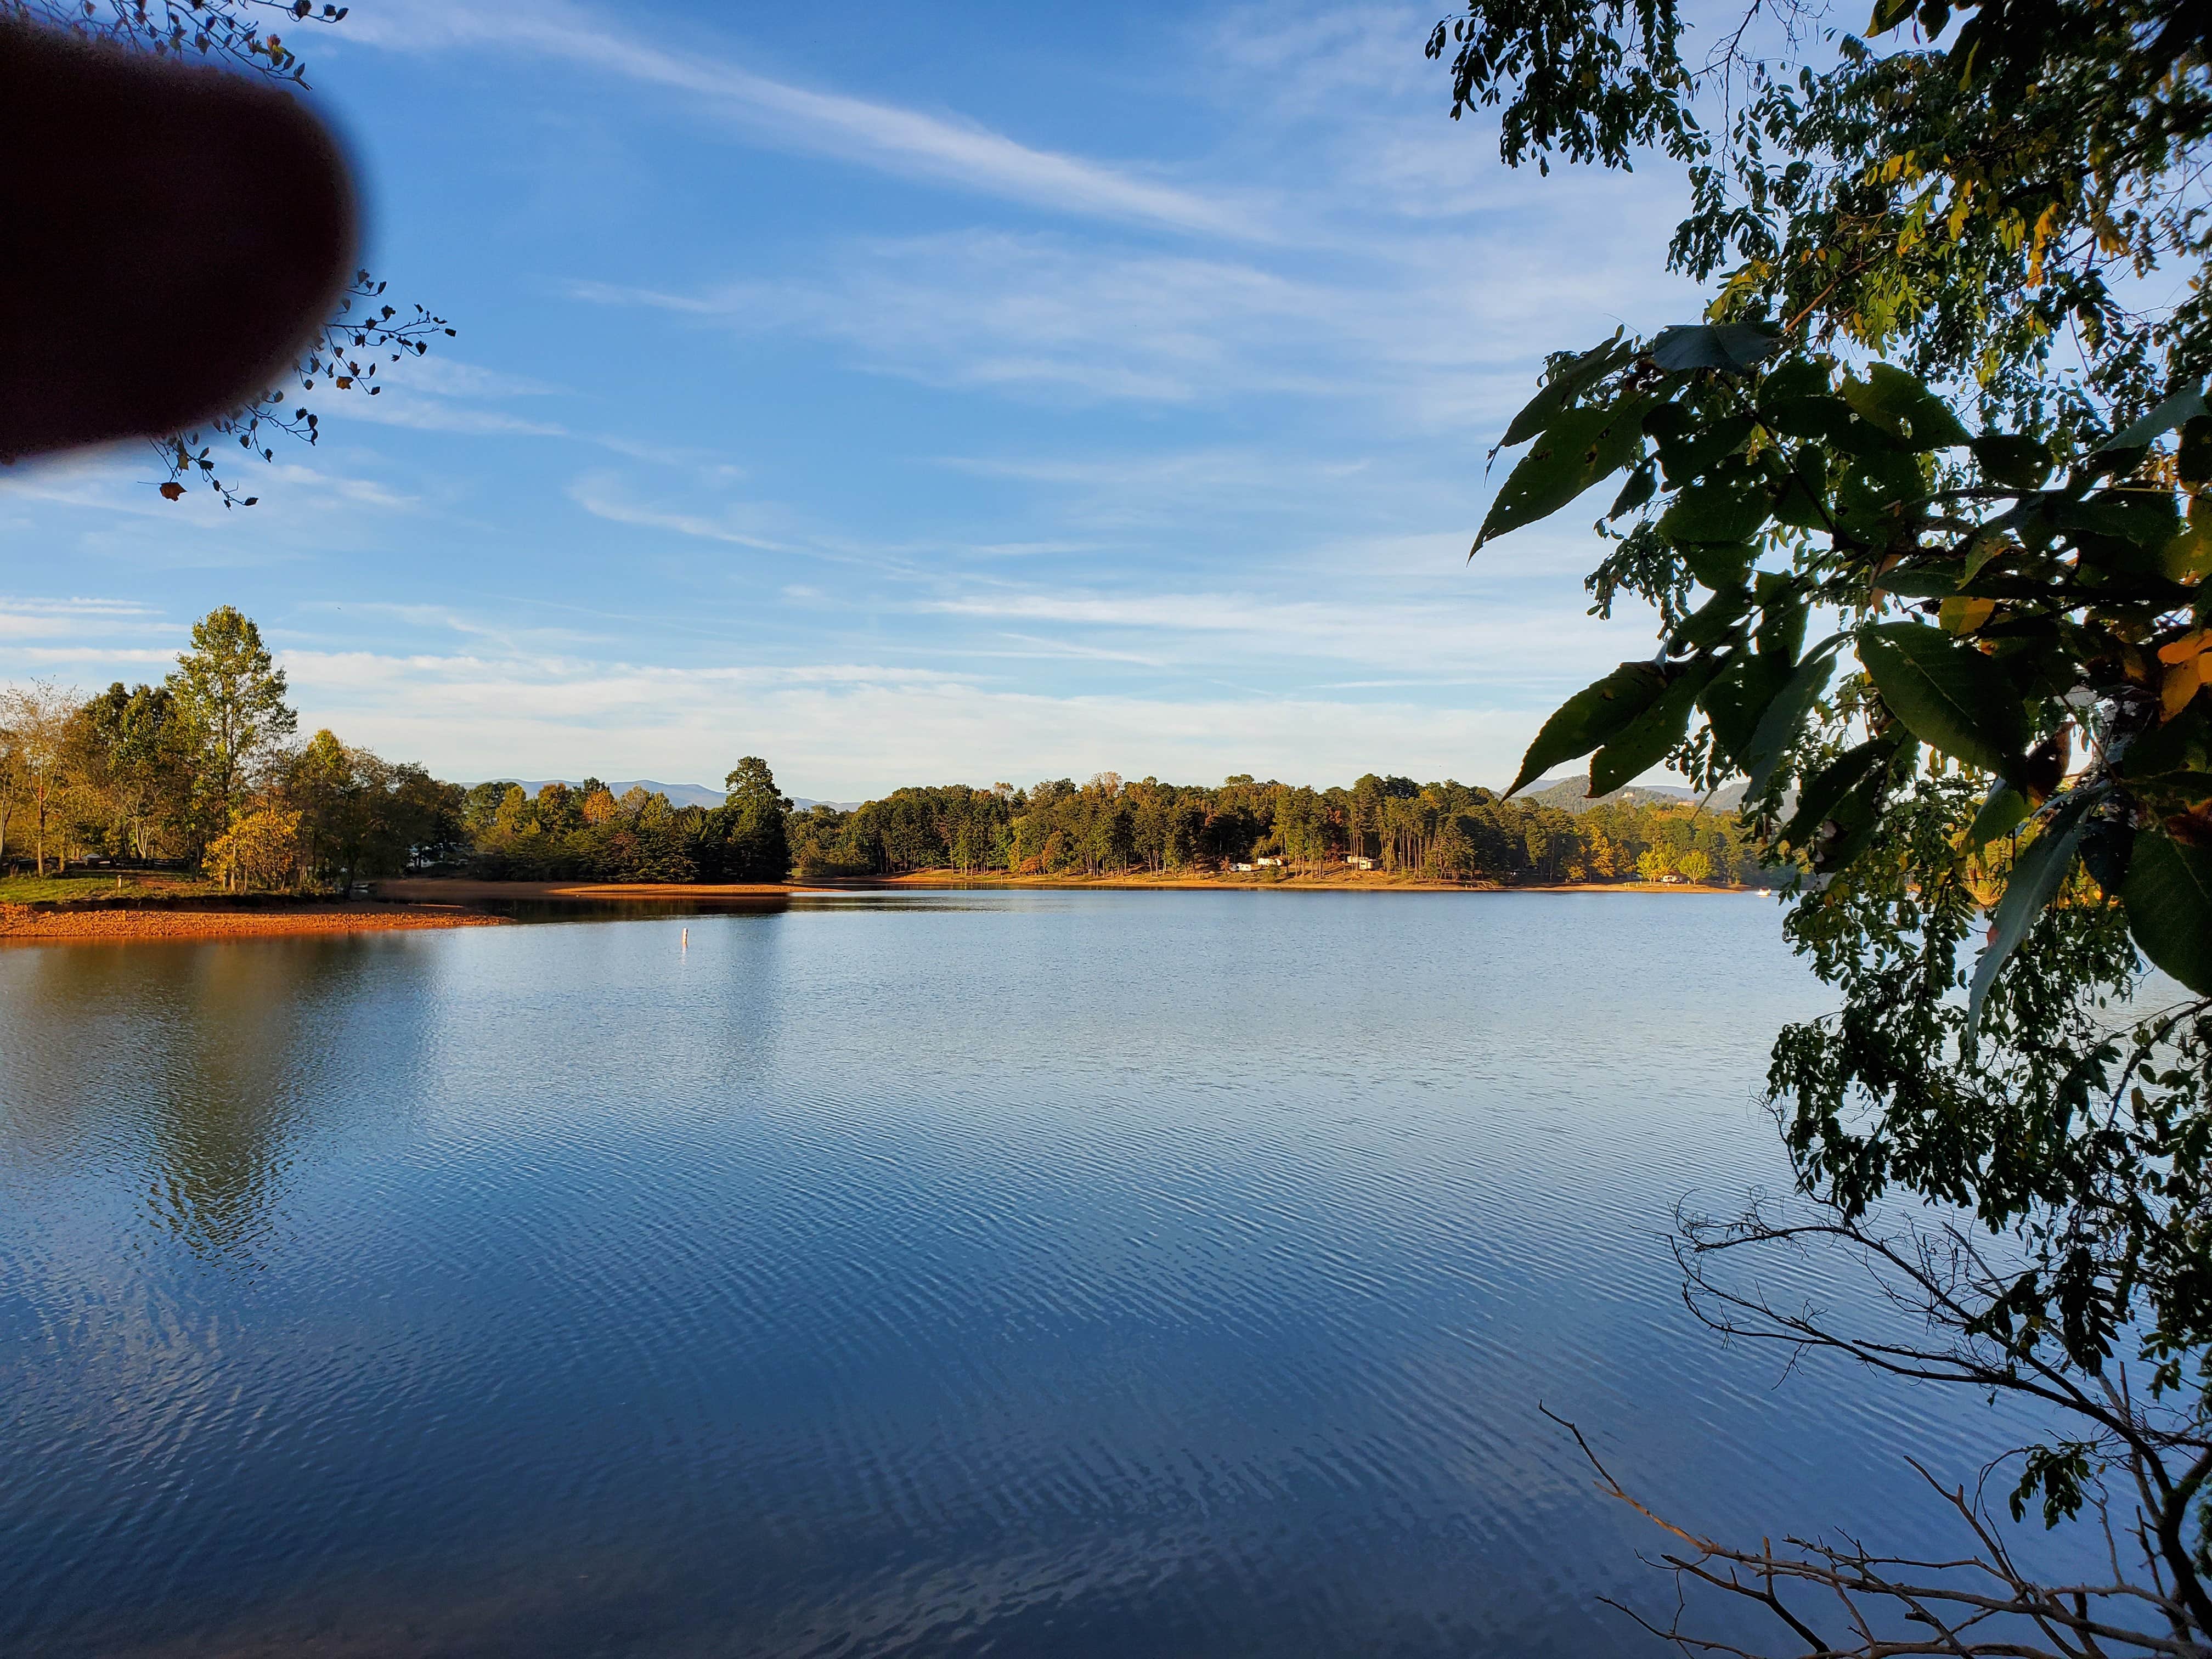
(1430, 0, 2212, 1650)
(282, 729, 465, 889)
(0, 681, 81, 876)
(79, 681, 190, 859)
(168, 605, 296, 836)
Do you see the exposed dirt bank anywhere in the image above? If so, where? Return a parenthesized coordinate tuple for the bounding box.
(0, 901, 510, 944)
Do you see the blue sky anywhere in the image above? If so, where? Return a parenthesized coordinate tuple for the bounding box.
(1, 0, 1709, 800)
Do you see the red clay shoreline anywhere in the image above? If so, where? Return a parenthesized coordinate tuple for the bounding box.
(0, 874, 1758, 945)
(0, 899, 508, 944)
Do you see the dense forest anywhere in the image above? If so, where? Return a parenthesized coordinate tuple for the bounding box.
(3, 607, 1763, 891)
(785, 774, 1763, 885)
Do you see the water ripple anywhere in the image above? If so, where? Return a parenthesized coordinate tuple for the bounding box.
(0, 894, 2103, 1657)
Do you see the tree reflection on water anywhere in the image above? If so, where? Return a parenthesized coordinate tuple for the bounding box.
(1, 936, 442, 1266)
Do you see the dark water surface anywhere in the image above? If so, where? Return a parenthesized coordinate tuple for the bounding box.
(0, 893, 2087, 1656)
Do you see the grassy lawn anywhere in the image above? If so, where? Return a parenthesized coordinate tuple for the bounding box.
(0, 871, 216, 904)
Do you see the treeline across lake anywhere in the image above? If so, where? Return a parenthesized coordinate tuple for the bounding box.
(4, 607, 1760, 893)
(460, 758, 789, 883)
(788, 773, 1765, 887)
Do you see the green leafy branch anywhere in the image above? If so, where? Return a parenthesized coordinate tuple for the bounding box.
(1483, 328, 2212, 1007)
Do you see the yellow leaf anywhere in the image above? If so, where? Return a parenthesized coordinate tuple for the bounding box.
(2167, 501, 2212, 583)
(2026, 201, 2062, 286)
(2162, 656, 2207, 722)
(1940, 595, 1996, 635)
(2157, 629, 2211, 665)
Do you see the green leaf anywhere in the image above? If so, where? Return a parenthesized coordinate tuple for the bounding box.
(1660, 466, 1773, 545)
(1756, 588, 1809, 663)
(1607, 463, 1656, 521)
(1970, 434, 2053, 490)
(1809, 751, 1910, 872)
(1778, 737, 1895, 850)
(1754, 357, 1832, 413)
(1589, 661, 1718, 793)
(2181, 416, 2212, 489)
(1500, 331, 1633, 448)
(1832, 449, 1928, 546)
(1475, 398, 1654, 551)
(1740, 635, 1849, 797)
(1858, 622, 2028, 777)
(1841, 363, 1971, 449)
(1504, 661, 1669, 797)
(1762, 394, 1884, 454)
(2078, 815, 2135, 896)
(2096, 386, 2208, 458)
(1652, 413, 1757, 487)
(1967, 788, 2100, 1037)
(2117, 701, 2209, 779)
(1676, 541, 1756, 591)
(1871, 560, 1966, 599)
(1961, 524, 2012, 583)
(2123, 833, 2212, 995)
(1966, 781, 2030, 850)
(1700, 652, 1793, 766)
(1770, 447, 1830, 529)
(1649, 323, 1782, 374)
(1668, 588, 1752, 654)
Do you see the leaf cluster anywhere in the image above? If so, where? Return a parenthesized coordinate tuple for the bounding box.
(1486, 334, 2212, 999)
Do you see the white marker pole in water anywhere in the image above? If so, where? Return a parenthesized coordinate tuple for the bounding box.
(681, 927, 689, 953)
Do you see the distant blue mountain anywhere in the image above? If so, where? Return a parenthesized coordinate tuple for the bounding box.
(1522, 777, 1749, 814)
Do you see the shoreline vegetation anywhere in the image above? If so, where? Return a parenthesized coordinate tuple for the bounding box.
(3, 605, 1779, 943)
(1, 872, 1752, 944)
(383, 872, 1753, 900)
(0, 872, 1750, 945)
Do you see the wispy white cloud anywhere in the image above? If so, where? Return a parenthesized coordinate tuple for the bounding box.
(912, 582, 1607, 677)
(571, 217, 1686, 431)
(349, 0, 1269, 239)
(565, 473, 798, 551)
(394, 359, 566, 400)
(338, 398, 568, 439)
(319, 353, 572, 439)
(4, 647, 179, 670)
(0, 595, 165, 644)
(983, 633, 1171, 668)
(961, 540, 1105, 558)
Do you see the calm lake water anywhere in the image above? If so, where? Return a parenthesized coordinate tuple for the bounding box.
(0, 893, 2090, 1656)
